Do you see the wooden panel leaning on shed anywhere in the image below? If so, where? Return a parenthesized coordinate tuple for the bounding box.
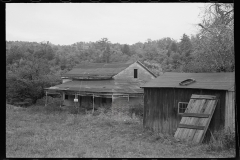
(141, 72, 235, 140)
(174, 94, 218, 143)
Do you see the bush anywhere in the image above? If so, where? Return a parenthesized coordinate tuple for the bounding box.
(206, 128, 235, 151)
(28, 104, 64, 114)
(129, 103, 144, 118)
(36, 96, 62, 106)
(29, 97, 63, 114)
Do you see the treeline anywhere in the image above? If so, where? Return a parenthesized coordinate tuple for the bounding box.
(6, 3, 234, 105)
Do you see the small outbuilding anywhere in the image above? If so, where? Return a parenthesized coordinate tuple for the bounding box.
(141, 72, 235, 138)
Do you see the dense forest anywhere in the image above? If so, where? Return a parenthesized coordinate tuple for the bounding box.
(6, 3, 234, 105)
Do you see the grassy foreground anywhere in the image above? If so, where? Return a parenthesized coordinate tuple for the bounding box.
(6, 104, 236, 158)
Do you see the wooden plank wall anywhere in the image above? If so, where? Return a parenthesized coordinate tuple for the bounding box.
(225, 91, 235, 131)
(143, 88, 226, 136)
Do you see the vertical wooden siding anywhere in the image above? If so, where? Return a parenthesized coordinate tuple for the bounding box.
(225, 91, 235, 131)
(143, 88, 226, 135)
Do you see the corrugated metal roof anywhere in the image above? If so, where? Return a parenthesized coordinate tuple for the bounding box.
(141, 72, 235, 91)
(62, 62, 133, 78)
(47, 79, 144, 94)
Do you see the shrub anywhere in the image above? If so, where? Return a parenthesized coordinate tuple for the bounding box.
(36, 96, 62, 106)
(29, 98, 64, 114)
(68, 106, 86, 115)
(28, 105, 62, 114)
(129, 103, 144, 118)
(206, 128, 235, 152)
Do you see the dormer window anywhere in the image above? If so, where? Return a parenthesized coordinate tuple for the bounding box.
(134, 69, 138, 78)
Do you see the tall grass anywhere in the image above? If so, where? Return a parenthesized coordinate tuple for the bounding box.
(206, 128, 235, 152)
(28, 102, 64, 114)
(7, 103, 236, 158)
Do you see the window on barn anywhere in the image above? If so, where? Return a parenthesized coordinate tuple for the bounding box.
(65, 94, 68, 100)
(134, 69, 138, 78)
(178, 102, 188, 114)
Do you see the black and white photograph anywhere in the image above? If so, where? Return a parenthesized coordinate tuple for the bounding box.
(6, 3, 235, 158)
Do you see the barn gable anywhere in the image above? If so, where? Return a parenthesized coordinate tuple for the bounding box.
(113, 61, 156, 82)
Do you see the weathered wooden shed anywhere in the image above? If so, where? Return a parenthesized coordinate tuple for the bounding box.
(141, 72, 235, 138)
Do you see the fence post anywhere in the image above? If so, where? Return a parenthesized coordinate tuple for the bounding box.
(45, 91, 48, 107)
(92, 94, 95, 114)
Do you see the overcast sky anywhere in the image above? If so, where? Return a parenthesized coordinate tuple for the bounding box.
(6, 3, 206, 45)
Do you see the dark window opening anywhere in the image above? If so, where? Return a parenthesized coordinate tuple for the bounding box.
(178, 102, 188, 114)
(134, 69, 138, 78)
(65, 95, 68, 100)
(102, 98, 107, 103)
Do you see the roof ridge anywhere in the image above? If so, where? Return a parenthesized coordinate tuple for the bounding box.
(74, 61, 133, 68)
(136, 61, 157, 78)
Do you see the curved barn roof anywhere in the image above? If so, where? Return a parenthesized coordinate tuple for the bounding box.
(141, 72, 235, 91)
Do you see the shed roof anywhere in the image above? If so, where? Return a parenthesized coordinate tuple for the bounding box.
(141, 72, 235, 91)
(46, 79, 144, 94)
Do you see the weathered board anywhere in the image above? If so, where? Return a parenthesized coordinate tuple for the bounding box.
(174, 94, 218, 143)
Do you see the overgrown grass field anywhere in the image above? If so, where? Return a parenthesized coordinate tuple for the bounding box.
(6, 104, 236, 158)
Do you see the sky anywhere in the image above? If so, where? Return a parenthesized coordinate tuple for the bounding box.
(6, 3, 206, 45)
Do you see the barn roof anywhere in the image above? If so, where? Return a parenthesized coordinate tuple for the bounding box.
(61, 61, 156, 79)
(141, 72, 235, 91)
(47, 79, 144, 94)
(61, 62, 132, 79)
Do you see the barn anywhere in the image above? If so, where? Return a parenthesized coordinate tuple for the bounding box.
(141, 72, 235, 139)
(45, 61, 156, 113)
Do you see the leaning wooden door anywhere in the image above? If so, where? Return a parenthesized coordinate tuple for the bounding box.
(174, 94, 218, 143)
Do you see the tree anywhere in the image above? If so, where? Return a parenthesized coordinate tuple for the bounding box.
(156, 37, 173, 50)
(170, 41, 178, 53)
(97, 38, 111, 63)
(6, 53, 61, 104)
(179, 34, 192, 57)
(143, 44, 159, 61)
(121, 44, 131, 56)
(103, 44, 111, 63)
(196, 3, 234, 72)
(6, 45, 25, 64)
(170, 52, 182, 70)
(34, 42, 55, 61)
